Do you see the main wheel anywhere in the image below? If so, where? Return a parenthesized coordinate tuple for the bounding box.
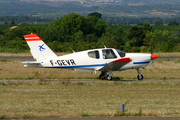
(106, 75, 112, 80)
(137, 74, 143, 80)
(99, 74, 106, 80)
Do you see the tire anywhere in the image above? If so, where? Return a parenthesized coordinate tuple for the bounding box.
(106, 75, 112, 80)
(99, 74, 105, 80)
(137, 74, 143, 80)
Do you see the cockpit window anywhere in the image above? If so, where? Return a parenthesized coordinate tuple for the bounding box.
(102, 49, 117, 59)
(88, 51, 100, 59)
(116, 49, 126, 58)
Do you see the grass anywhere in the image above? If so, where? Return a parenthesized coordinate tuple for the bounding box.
(0, 81, 180, 119)
(1, 52, 180, 119)
(0, 57, 180, 118)
(0, 60, 180, 80)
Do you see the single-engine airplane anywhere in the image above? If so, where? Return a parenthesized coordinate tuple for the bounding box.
(22, 33, 158, 80)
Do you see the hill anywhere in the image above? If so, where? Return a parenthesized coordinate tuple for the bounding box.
(20, 0, 180, 5)
(1, 0, 180, 18)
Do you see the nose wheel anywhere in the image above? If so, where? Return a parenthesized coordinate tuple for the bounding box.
(137, 73, 143, 80)
(136, 68, 143, 80)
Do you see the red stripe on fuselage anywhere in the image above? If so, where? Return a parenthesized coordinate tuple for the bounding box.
(112, 58, 131, 63)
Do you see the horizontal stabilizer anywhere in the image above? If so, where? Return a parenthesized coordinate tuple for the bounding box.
(22, 61, 42, 64)
(98, 57, 131, 71)
(22, 61, 43, 67)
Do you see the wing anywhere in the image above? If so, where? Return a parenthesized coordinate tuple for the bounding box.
(98, 57, 131, 71)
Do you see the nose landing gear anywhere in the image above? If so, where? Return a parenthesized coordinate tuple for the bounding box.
(136, 68, 143, 80)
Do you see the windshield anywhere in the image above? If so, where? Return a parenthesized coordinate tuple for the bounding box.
(115, 49, 126, 58)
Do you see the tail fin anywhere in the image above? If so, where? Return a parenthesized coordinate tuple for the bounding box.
(23, 33, 57, 61)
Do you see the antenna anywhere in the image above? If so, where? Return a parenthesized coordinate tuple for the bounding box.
(70, 47, 75, 53)
(102, 42, 107, 48)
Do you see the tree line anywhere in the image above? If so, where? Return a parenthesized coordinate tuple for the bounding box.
(0, 15, 54, 23)
(0, 13, 180, 53)
(103, 17, 180, 25)
(2, 15, 180, 26)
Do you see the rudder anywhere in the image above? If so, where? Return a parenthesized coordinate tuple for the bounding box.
(23, 33, 57, 61)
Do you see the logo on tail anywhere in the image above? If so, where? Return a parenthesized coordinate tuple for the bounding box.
(39, 44, 45, 51)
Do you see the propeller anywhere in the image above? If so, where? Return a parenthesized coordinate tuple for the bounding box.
(151, 42, 154, 72)
(151, 42, 158, 72)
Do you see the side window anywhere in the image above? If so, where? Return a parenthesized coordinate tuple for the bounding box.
(88, 51, 100, 59)
(102, 49, 117, 59)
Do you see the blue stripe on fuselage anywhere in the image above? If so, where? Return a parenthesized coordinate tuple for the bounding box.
(133, 61, 150, 64)
(46, 64, 106, 68)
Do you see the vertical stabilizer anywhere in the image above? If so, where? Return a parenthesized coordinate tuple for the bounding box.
(23, 34, 57, 61)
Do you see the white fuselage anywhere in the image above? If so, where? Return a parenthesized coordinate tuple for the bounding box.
(25, 48, 151, 72)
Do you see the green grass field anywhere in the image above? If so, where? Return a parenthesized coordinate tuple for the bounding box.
(0, 54, 180, 118)
(0, 81, 180, 119)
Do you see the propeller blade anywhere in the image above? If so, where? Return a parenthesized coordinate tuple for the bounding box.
(151, 42, 156, 72)
(151, 42, 153, 54)
(152, 60, 154, 72)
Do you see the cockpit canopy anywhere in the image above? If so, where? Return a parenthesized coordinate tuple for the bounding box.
(115, 49, 126, 58)
(87, 49, 126, 59)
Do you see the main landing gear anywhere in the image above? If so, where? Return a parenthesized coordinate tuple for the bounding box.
(136, 68, 143, 80)
(99, 70, 113, 80)
(99, 69, 144, 81)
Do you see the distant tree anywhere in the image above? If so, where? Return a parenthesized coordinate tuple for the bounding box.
(88, 12, 102, 19)
(168, 20, 179, 26)
(5, 21, 7, 25)
(143, 31, 154, 46)
(154, 21, 163, 26)
(11, 20, 15, 25)
(113, 26, 126, 49)
(44, 13, 107, 43)
(137, 22, 143, 26)
(128, 26, 145, 47)
(143, 22, 152, 32)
